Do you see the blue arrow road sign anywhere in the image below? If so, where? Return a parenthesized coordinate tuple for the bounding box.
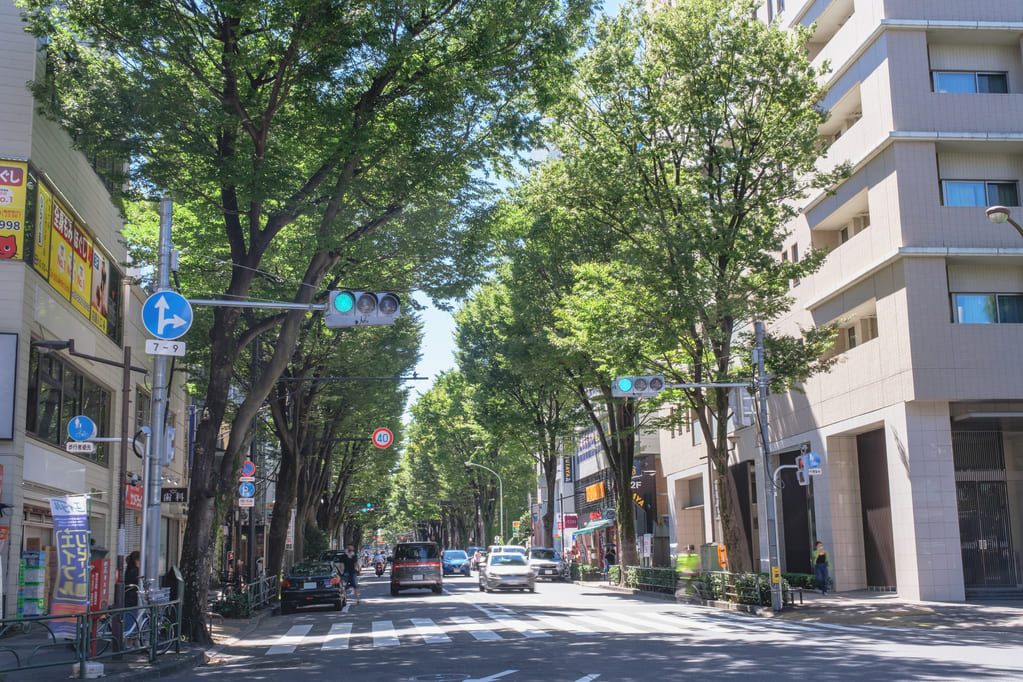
(142, 291, 193, 340)
(67, 415, 97, 441)
(805, 452, 822, 469)
(239, 481, 255, 498)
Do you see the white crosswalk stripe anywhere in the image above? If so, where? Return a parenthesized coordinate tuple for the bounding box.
(320, 622, 353, 650)
(258, 602, 894, 657)
(411, 618, 452, 644)
(372, 620, 401, 647)
(450, 615, 503, 641)
(266, 624, 313, 655)
(489, 614, 551, 638)
(525, 612, 595, 635)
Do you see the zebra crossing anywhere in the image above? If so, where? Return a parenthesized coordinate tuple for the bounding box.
(258, 605, 892, 656)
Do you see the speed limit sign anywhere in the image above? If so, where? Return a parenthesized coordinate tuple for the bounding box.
(372, 427, 394, 449)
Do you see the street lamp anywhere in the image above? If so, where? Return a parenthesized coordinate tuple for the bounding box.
(986, 205, 1023, 239)
(464, 461, 504, 543)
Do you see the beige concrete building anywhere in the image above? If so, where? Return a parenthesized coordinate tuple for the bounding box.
(0, 0, 191, 614)
(663, 0, 1023, 601)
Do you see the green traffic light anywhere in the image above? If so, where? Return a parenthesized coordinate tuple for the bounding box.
(333, 291, 355, 313)
(618, 377, 633, 392)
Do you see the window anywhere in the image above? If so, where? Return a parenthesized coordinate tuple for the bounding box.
(933, 71, 1009, 94)
(942, 181, 1019, 207)
(955, 294, 1023, 323)
(791, 244, 800, 285)
(845, 326, 857, 349)
(26, 346, 111, 465)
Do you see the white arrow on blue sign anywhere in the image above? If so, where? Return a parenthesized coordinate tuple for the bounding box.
(805, 452, 822, 469)
(142, 291, 193, 340)
(67, 415, 97, 442)
(239, 481, 255, 498)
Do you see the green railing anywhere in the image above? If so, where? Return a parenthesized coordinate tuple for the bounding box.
(0, 587, 182, 677)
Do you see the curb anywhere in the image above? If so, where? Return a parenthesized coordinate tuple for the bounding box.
(100, 647, 207, 680)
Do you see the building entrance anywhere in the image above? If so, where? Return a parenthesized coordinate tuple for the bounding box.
(952, 429, 1020, 588)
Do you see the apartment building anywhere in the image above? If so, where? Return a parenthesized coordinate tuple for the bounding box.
(0, 0, 191, 613)
(662, 0, 1023, 601)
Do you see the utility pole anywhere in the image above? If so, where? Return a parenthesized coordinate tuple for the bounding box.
(145, 197, 173, 583)
(755, 321, 783, 611)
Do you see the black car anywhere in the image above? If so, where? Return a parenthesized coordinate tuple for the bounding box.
(281, 561, 345, 614)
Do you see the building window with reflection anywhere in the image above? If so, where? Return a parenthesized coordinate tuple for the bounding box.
(26, 346, 111, 465)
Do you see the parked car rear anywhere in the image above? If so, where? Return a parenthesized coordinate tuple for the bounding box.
(280, 561, 345, 614)
(390, 542, 443, 596)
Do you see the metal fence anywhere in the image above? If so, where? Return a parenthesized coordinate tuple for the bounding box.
(0, 590, 181, 677)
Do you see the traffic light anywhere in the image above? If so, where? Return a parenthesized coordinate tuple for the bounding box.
(612, 375, 666, 398)
(795, 456, 809, 486)
(325, 290, 401, 328)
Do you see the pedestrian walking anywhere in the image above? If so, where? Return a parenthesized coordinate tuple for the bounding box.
(813, 541, 830, 595)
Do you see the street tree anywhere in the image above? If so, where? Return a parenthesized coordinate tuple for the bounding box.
(20, 0, 594, 639)
(539, 0, 844, 571)
(456, 273, 581, 550)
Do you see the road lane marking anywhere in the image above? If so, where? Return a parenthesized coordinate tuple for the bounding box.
(569, 613, 645, 634)
(411, 618, 452, 644)
(321, 622, 352, 650)
(525, 612, 594, 635)
(574, 676, 601, 682)
(450, 615, 503, 641)
(372, 620, 401, 647)
(489, 614, 551, 638)
(266, 624, 313, 655)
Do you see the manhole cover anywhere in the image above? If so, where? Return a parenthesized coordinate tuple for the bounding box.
(409, 675, 471, 682)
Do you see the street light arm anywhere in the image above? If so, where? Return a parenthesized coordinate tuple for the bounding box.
(464, 461, 504, 543)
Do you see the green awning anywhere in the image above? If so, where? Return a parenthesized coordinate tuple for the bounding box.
(572, 519, 613, 535)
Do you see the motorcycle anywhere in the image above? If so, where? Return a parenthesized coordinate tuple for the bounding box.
(374, 561, 385, 577)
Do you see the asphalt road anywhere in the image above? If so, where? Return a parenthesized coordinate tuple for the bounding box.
(167, 573, 1023, 682)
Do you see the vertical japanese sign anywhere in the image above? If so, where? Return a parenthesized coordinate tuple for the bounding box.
(32, 182, 52, 278)
(0, 161, 27, 260)
(47, 198, 74, 300)
(90, 248, 109, 333)
(563, 456, 573, 483)
(69, 222, 93, 318)
(0, 463, 7, 555)
(89, 558, 110, 610)
(49, 495, 90, 638)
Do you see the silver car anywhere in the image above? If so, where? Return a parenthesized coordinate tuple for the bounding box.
(479, 552, 537, 592)
(527, 547, 569, 582)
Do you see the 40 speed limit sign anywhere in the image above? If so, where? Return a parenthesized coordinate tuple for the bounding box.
(372, 427, 394, 449)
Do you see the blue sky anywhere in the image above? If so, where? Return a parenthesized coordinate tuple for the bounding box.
(408, 0, 624, 405)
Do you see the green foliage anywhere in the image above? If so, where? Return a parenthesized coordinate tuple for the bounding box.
(212, 592, 252, 619)
(303, 525, 329, 561)
(572, 563, 603, 581)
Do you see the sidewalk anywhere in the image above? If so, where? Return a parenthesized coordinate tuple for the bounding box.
(0, 608, 272, 681)
(587, 579, 1023, 632)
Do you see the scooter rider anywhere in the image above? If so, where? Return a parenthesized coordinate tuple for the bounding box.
(335, 544, 362, 604)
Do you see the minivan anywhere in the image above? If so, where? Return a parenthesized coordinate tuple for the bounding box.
(390, 542, 443, 596)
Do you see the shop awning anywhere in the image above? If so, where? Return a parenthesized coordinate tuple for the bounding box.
(572, 519, 613, 535)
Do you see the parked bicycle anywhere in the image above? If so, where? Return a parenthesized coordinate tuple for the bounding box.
(91, 579, 175, 656)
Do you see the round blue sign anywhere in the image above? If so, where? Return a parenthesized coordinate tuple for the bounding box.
(805, 452, 822, 468)
(67, 415, 97, 442)
(239, 481, 255, 498)
(141, 291, 193, 340)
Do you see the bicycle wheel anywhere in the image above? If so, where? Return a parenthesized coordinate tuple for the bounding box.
(89, 616, 114, 657)
(138, 612, 176, 655)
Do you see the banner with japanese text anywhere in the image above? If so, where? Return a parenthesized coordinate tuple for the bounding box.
(49, 495, 90, 638)
(47, 197, 74, 300)
(32, 181, 51, 278)
(0, 161, 28, 260)
(69, 222, 93, 318)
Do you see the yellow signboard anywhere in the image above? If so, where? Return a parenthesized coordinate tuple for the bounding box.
(48, 197, 75, 299)
(585, 481, 606, 503)
(69, 222, 93, 319)
(0, 161, 28, 260)
(771, 565, 781, 583)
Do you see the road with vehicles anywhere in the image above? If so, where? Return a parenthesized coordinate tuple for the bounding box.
(167, 573, 1023, 682)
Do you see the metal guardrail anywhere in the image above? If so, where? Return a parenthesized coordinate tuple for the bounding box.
(210, 573, 279, 617)
(0, 591, 182, 677)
